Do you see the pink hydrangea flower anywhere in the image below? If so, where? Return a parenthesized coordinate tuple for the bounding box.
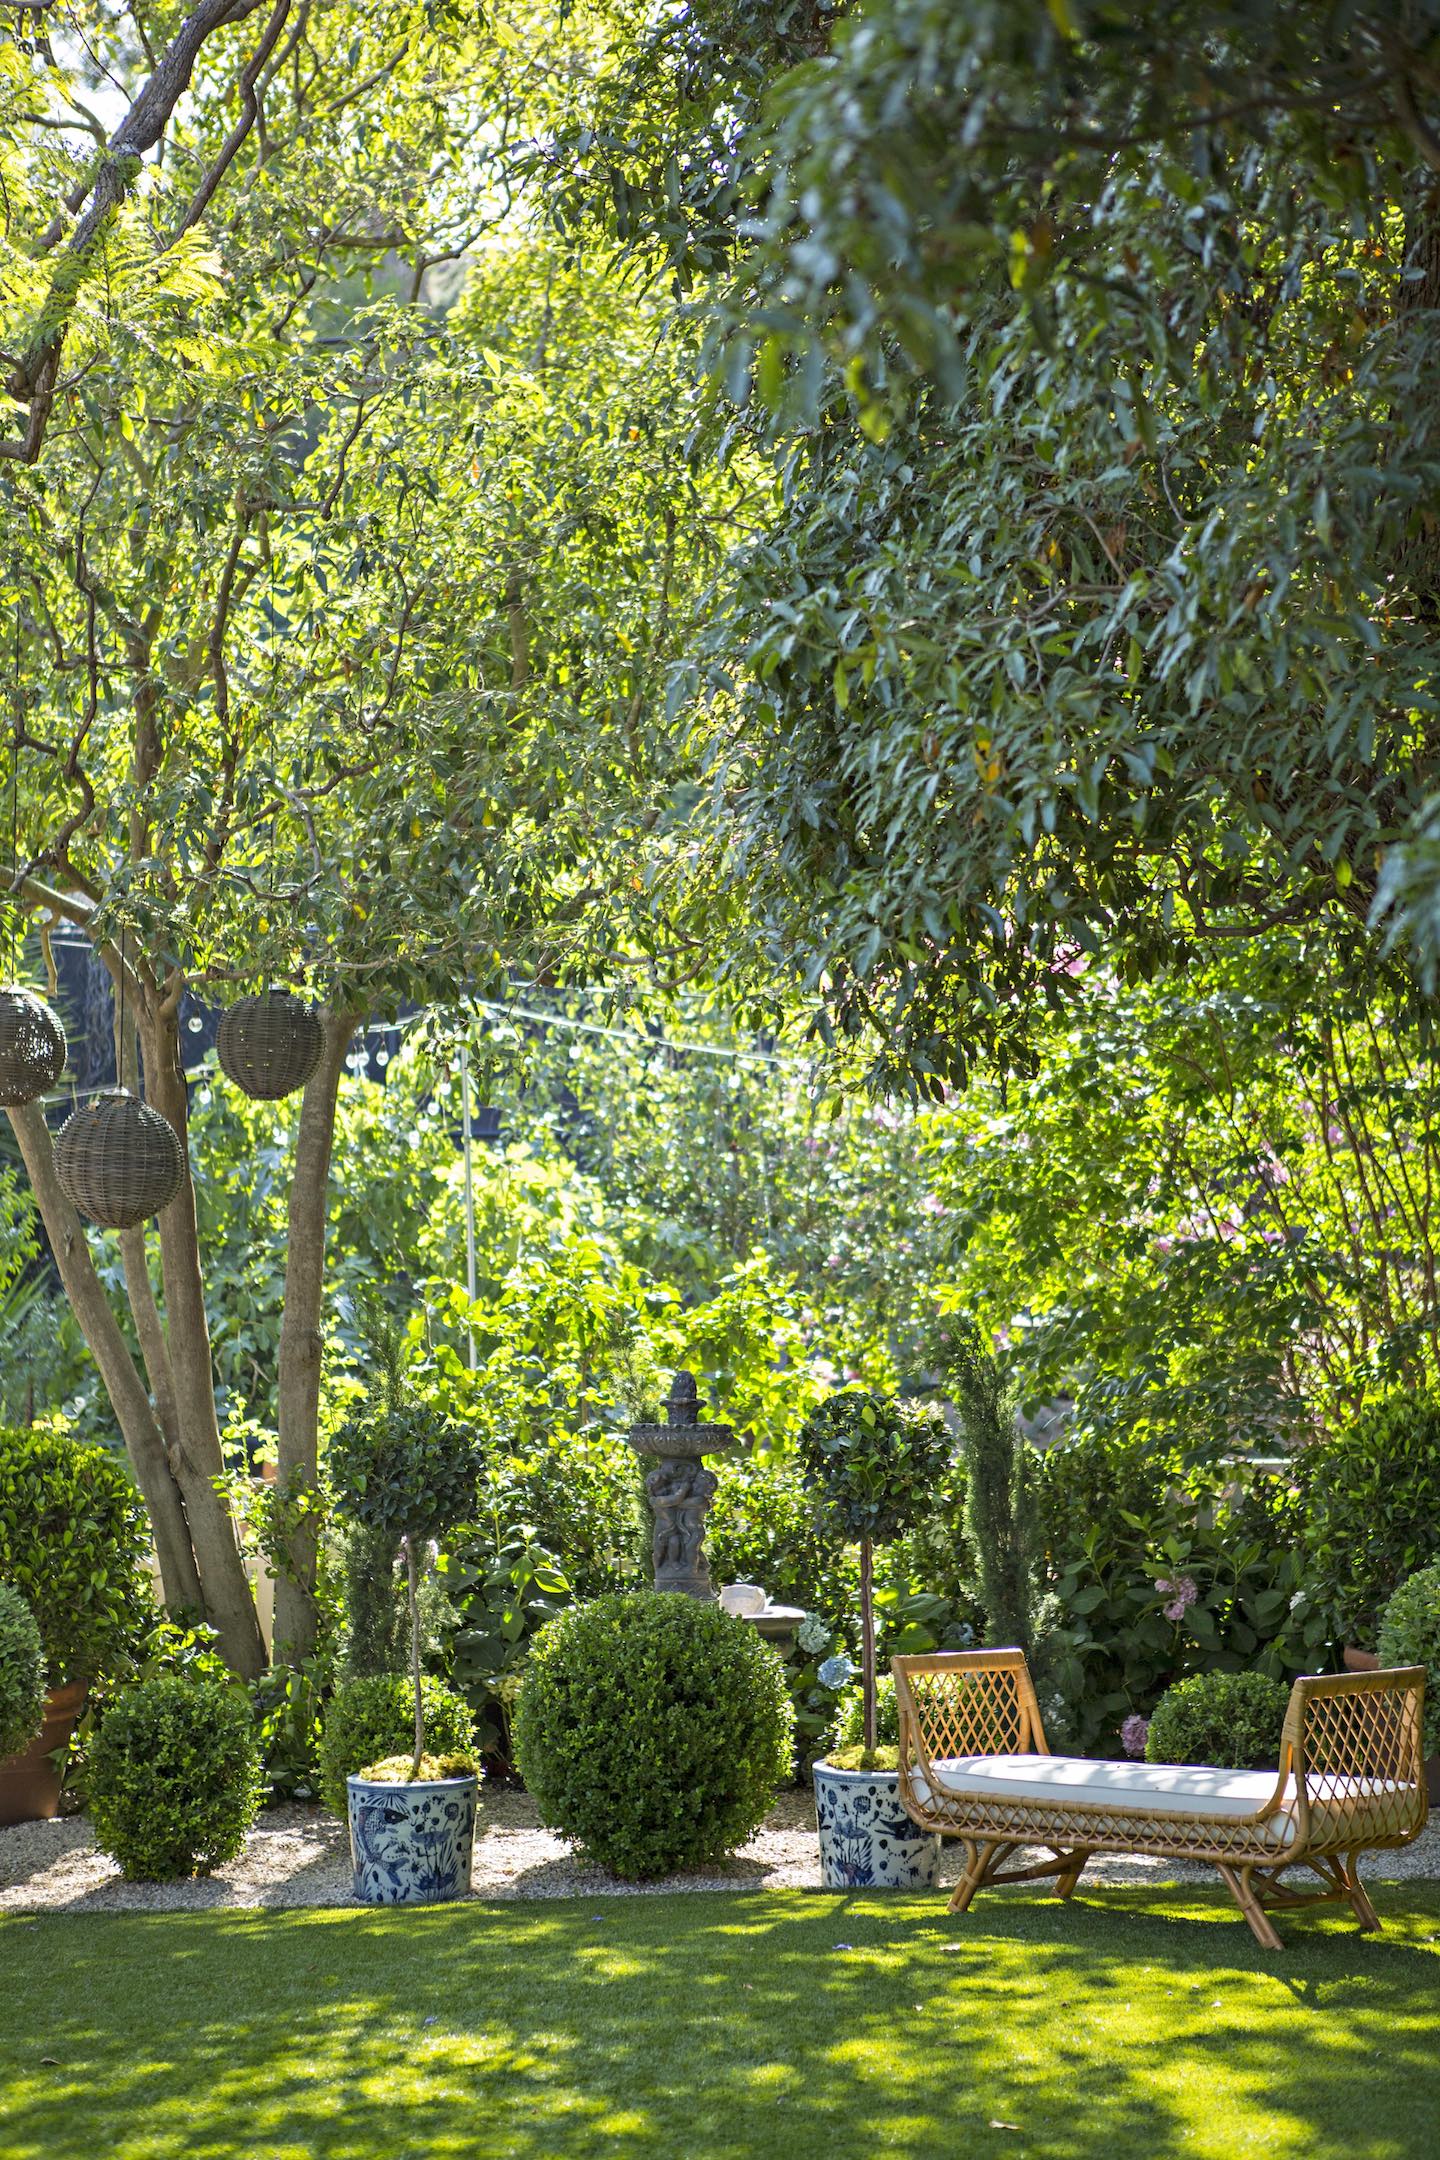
(1121, 1714, 1149, 1759)
(1155, 1574, 1199, 1623)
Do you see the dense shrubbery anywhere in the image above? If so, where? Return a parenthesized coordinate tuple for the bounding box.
(1378, 1563, 1440, 1759)
(1301, 1394, 1440, 1645)
(88, 1677, 262, 1880)
(1145, 1670, 1292, 1772)
(0, 1582, 46, 1757)
(1033, 1434, 1314, 1754)
(0, 1424, 155, 1682)
(318, 1674, 475, 1814)
(513, 1593, 793, 1878)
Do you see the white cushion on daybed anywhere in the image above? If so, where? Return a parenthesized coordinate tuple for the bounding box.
(908, 1753, 1286, 1823)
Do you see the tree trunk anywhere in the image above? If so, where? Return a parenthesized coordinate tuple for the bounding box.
(140, 998, 267, 1679)
(5, 1101, 203, 1614)
(860, 1535, 876, 1756)
(272, 1006, 357, 1665)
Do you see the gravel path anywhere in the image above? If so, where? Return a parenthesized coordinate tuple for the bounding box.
(3, 1789, 1438, 1913)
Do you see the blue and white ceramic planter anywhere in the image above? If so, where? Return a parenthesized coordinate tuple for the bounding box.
(346, 1773, 478, 1905)
(813, 1760, 941, 1890)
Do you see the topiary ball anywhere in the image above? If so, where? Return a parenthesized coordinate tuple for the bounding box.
(0, 1581, 47, 1758)
(1145, 1669, 1292, 1772)
(0, 1422, 154, 1684)
(88, 1675, 263, 1881)
(795, 1389, 952, 1544)
(318, 1673, 476, 1815)
(1378, 1561, 1440, 1758)
(513, 1592, 795, 1880)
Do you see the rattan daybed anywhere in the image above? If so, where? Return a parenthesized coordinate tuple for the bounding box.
(893, 1648, 1429, 1948)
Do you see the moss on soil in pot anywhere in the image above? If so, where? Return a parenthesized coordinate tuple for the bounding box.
(356, 1751, 478, 1784)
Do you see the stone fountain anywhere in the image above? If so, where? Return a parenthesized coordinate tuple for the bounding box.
(628, 1371, 736, 1599)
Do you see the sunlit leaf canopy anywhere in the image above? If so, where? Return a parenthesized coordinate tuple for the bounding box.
(537, 0, 1440, 1087)
(0, 1, 743, 1020)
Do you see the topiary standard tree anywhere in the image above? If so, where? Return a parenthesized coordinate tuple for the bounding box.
(327, 1311, 484, 1781)
(795, 1389, 951, 1758)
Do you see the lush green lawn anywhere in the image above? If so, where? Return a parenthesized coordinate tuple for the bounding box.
(2, 1885, 1438, 2160)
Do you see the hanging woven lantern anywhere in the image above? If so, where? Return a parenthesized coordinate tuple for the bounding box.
(0, 985, 67, 1107)
(217, 988, 324, 1100)
(54, 1091, 185, 1229)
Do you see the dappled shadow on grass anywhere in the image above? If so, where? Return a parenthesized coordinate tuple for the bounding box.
(2, 1884, 1438, 2160)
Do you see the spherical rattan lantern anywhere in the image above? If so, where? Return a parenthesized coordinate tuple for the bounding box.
(0, 985, 67, 1106)
(54, 1091, 185, 1229)
(217, 989, 324, 1101)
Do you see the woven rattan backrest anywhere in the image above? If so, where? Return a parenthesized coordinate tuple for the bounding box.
(1284, 1666, 1428, 1843)
(893, 1649, 1047, 1773)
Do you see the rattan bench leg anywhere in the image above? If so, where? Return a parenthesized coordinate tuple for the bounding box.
(1053, 1850, 1090, 1900)
(1341, 1851, 1381, 1935)
(1217, 1863, 1285, 1950)
(949, 1839, 998, 1914)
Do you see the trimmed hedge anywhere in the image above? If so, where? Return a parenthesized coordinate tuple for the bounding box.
(1145, 1669, 1291, 1772)
(513, 1592, 794, 1879)
(88, 1676, 262, 1881)
(0, 1581, 46, 1758)
(318, 1673, 475, 1814)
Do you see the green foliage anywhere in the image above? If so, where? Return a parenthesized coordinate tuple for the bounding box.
(838, 1674, 899, 1755)
(1035, 1436, 1314, 1754)
(329, 1389, 484, 1560)
(513, 1593, 794, 1878)
(438, 1530, 573, 1765)
(1146, 1671, 1293, 1775)
(1378, 1564, 1440, 1760)
(947, 1329, 1038, 1654)
(340, 1522, 408, 1681)
(0, 1581, 46, 1758)
(248, 1659, 330, 1807)
(795, 1391, 951, 1545)
(652, 1, 1440, 1088)
(1303, 1395, 1440, 1645)
(88, 1677, 263, 1882)
(0, 1424, 155, 1683)
(708, 1456, 856, 1619)
(318, 1674, 475, 1816)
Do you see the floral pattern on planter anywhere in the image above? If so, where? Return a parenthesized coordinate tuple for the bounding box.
(346, 1774, 478, 1905)
(813, 1760, 940, 1890)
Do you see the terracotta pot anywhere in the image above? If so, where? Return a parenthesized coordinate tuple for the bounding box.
(1342, 1646, 1380, 1673)
(0, 1681, 87, 1826)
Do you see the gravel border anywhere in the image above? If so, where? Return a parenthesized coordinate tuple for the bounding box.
(3, 1789, 1438, 1913)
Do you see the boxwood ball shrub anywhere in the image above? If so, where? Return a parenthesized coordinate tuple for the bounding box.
(318, 1673, 476, 1814)
(1145, 1670, 1291, 1772)
(0, 1582, 47, 1758)
(1378, 1562, 1440, 1758)
(88, 1676, 263, 1881)
(0, 1423, 154, 1682)
(513, 1592, 794, 1879)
